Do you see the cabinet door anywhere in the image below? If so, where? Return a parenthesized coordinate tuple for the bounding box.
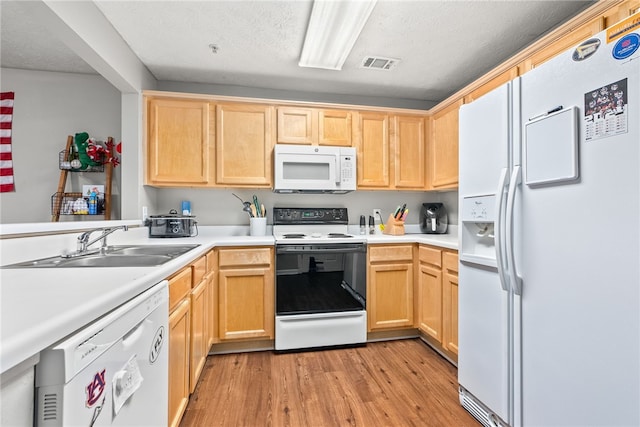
(520, 18, 604, 72)
(218, 267, 274, 340)
(277, 107, 314, 144)
(368, 262, 414, 331)
(206, 250, 218, 347)
(442, 251, 459, 355)
(146, 98, 211, 185)
(392, 115, 425, 189)
(189, 279, 207, 393)
(418, 263, 443, 343)
(216, 103, 274, 186)
(442, 271, 459, 355)
(318, 110, 352, 146)
(356, 112, 390, 188)
(464, 67, 519, 104)
(429, 99, 462, 189)
(168, 298, 190, 427)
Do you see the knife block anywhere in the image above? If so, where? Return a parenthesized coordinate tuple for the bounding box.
(383, 214, 405, 236)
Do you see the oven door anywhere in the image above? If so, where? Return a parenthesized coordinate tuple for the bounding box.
(275, 242, 367, 350)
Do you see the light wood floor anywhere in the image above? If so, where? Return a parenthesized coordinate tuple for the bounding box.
(180, 338, 480, 426)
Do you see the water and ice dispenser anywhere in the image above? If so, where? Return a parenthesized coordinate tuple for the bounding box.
(460, 195, 498, 267)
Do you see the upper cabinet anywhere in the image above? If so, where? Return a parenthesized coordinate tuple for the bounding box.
(392, 115, 426, 189)
(146, 97, 214, 186)
(215, 103, 274, 187)
(276, 107, 352, 146)
(355, 112, 426, 190)
(355, 112, 390, 188)
(427, 99, 462, 190)
(519, 17, 605, 73)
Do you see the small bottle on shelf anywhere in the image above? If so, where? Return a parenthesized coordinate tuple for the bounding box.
(88, 191, 98, 215)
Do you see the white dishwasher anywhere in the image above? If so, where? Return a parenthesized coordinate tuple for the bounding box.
(35, 280, 169, 427)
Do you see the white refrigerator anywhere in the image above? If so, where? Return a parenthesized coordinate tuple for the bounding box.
(458, 24, 639, 427)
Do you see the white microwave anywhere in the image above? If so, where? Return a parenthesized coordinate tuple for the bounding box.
(273, 144, 357, 193)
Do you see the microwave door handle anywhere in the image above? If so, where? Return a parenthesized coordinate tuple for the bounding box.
(334, 156, 340, 185)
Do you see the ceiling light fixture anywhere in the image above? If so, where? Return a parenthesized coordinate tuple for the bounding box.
(299, 0, 378, 71)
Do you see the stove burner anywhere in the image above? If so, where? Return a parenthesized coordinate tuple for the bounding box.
(328, 233, 352, 238)
(283, 233, 306, 239)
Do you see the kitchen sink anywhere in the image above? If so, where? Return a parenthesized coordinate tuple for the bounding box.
(2, 244, 200, 268)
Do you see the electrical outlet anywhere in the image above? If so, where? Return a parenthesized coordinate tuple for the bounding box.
(373, 209, 382, 219)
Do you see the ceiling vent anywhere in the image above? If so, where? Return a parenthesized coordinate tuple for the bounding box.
(360, 56, 399, 70)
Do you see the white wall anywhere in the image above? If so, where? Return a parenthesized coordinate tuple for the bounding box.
(0, 68, 121, 223)
(153, 187, 458, 227)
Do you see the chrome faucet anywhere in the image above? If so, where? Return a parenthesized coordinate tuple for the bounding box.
(72, 225, 129, 256)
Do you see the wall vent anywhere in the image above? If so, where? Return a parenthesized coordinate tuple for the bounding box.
(360, 56, 399, 70)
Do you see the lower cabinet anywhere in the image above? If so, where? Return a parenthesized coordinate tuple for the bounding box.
(216, 247, 274, 341)
(167, 267, 192, 427)
(168, 252, 215, 427)
(189, 255, 208, 393)
(417, 245, 443, 342)
(367, 244, 415, 331)
(442, 251, 459, 355)
(417, 244, 459, 360)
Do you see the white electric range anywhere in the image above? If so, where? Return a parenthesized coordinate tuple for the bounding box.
(272, 207, 367, 351)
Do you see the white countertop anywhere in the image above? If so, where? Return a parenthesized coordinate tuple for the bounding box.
(0, 222, 457, 374)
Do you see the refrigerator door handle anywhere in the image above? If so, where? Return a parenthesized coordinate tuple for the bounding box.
(495, 167, 510, 292)
(506, 165, 523, 295)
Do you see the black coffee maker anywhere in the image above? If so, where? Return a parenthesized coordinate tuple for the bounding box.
(420, 203, 448, 234)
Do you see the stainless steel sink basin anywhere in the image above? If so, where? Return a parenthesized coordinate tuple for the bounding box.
(2, 244, 200, 268)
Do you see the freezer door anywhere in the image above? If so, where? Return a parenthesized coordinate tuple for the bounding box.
(459, 81, 512, 198)
(517, 29, 640, 426)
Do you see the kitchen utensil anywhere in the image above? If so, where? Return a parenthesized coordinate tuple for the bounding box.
(250, 204, 257, 218)
(232, 193, 245, 205)
(253, 195, 261, 217)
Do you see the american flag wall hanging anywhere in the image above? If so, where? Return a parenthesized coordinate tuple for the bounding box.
(0, 92, 15, 192)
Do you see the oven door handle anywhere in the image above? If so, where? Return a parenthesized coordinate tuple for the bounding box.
(276, 245, 366, 254)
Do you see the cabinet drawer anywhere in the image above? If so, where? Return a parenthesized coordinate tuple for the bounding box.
(443, 251, 459, 273)
(191, 255, 207, 285)
(369, 245, 413, 262)
(419, 245, 442, 268)
(168, 267, 192, 310)
(218, 247, 272, 268)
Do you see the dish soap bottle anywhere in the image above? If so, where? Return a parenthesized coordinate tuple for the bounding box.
(88, 191, 98, 215)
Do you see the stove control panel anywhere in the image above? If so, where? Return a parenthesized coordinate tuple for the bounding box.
(273, 207, 348, 225)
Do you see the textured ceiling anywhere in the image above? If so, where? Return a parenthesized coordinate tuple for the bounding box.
(1, 0, 595, 106)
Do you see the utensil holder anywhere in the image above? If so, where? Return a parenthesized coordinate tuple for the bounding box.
(382, 214, 405, 235)
(250, 217, 267, 236)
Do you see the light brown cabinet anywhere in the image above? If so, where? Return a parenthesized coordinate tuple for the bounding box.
(392, 115, 426, 189)
(167, 267, 192, 427)
(417, 245, 443, 343)
(464, 67, 519, 104)
(416, 245, 459, 360)
(217, 247, 274, 340)
(146, 97, 213, 186)
(442, 251, 459, 356)
(367, 244, 415, 331)
(519, 18, 605, 73)
(189, 256, 208, 394)
(277, 107, 352, 146)
(355, 112, 390, 188)
(428, 99, 462, 190)
(205, 250, 218, 347)
(355, 112, 426, 190)
(215, 103, 274, 187)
